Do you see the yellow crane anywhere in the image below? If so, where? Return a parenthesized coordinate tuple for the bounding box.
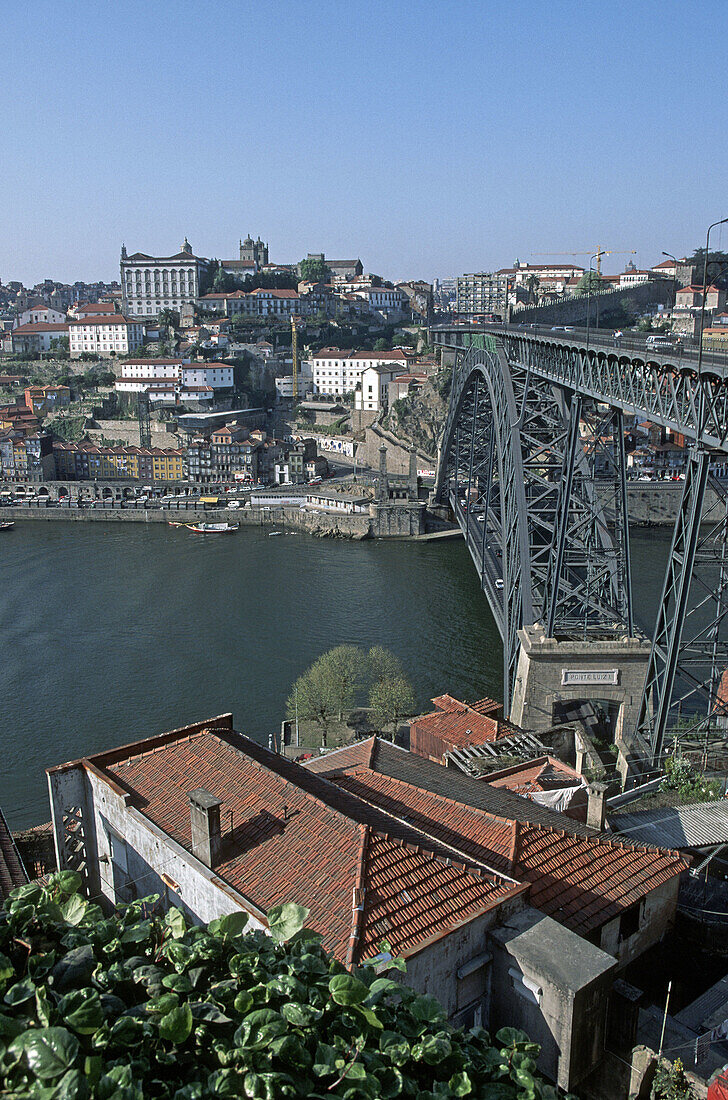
(531, 249, 637, 275)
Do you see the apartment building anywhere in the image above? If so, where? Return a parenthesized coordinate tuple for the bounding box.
(11, 322, 69, 355)
(23, 386, 71, 416)
(53, 442, 186, 482)
(311, 348, 413, 396)
(68, 314, 144, 358)
(456, 273, 509, 317)
(121, 239, 208, 319)
(186, 428, 261, 484)
(354, 363, 400, 413)
(15, 304, 66, 326)
(0, 432, 55, 481)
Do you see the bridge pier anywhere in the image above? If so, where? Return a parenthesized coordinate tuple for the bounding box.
(509, 625, 652, 783)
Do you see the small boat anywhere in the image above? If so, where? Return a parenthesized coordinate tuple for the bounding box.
(167, 521, 185, 527)
(186, 522, 239, 534)
(0, 521, 14, 531)
(268, 530, 284, 537)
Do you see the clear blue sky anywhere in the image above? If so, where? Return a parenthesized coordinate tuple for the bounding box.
(3, 0, 728, 285)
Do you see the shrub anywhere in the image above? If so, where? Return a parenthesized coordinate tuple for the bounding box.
(0, 874, 559, 1099)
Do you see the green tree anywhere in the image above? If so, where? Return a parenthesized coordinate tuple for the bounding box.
(373, 337, 390, 351)
(0, 874, 558, 1100)
(49, 336, 70, 357)
(369, 675, 416, 738)
(575, 270, 604, 295)
(158, 308, 181, 331)
(299, 257, 329, 283)
(321, 644, 367, 720)
(368, 645, 405, 685)
(287, 657, 338, 745)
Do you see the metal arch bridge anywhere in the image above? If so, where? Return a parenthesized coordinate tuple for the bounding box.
(431, 322, 728, 768)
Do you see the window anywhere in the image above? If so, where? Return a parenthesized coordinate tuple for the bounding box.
(619, 902, 642, 941)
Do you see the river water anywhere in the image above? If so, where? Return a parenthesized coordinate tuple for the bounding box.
(0, 522, 670, 829)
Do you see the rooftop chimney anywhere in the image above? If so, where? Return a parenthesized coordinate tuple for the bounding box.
(188, 788, 222, 868)
(586, 782, 607, 831)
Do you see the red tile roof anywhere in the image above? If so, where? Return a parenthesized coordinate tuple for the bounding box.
(12, 323, 69, 334)
(306, 739, 688, 937)
(485, 756, 585, 795)
(73, 725, 522, 965)
(68, 315, 133, 327)
(410, 694, 507, 753)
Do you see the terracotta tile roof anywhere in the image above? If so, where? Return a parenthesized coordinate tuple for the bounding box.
(85, 727, 522, 964)
(68, 315, 132, 327)
(12, 322, 69, 334)
(410, 694, 507, 752)
(485, 756, 585, 795)
(306, 739, 688, 937)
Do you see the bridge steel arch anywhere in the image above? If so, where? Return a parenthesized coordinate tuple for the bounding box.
(433, 325, 728, 772)
(436, 336, 631, 716)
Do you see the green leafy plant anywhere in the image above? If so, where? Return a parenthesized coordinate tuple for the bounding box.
(0, 873, 560, 1099)
(652, 1057, 694, 1099)
(661, 754, 722, 802)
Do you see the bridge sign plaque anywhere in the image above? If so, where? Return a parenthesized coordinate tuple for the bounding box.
(561, 669, 619, 686)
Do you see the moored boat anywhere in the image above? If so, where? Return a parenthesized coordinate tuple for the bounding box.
(0, 521, 14, 531)
(186, 522, 239, 533)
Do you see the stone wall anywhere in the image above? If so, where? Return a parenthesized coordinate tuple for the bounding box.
(596, 481, 724, 527)
(86, 419, 181, 451)
(358, 423, 432, 475)
(511, 279, 671, 326)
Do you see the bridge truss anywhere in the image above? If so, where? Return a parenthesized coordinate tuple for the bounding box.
(433, 328, 728, 770)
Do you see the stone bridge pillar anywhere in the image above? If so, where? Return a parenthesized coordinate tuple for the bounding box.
(509, 625, 652, 782)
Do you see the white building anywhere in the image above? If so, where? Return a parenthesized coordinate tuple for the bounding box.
(68, 314, 144, 358)
(275, 364, 313, 399)
(10, 322, 69, 354)
(15, 305, 66, 327)
(180, 364, 234, 389)
(354, 364, 400, 413)
(311, 349, 412, 397)
(352, 286, 407, 317)
(121, 239, 208, 319)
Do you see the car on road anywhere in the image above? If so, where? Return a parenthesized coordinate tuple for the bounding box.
(495, 578, 504, 589)
(227, 501, 241, 509)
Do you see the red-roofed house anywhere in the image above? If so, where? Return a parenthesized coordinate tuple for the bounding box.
(47, 718, 688, 1090)
(11, 322, 69, 355)
(409, 694, 511, 762)
(68, 315, 144, 358)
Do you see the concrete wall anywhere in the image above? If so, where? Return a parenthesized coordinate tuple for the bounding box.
(403, 892, 525, 1027)
(599, 878, 681, 968)
(48, 758, 267, 930)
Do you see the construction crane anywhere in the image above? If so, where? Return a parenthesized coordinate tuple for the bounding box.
(290, 316, 301, 402)
(531, 249, 636, 275)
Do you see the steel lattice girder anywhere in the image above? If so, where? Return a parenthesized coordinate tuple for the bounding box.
(437, 342, 630, 714)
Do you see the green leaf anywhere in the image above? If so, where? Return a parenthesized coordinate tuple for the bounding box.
(51, 945, 96, 992)
(164, 907, 187, 940)
(54, 1068, 90, 1100)
(267, 902, 310, 943)
(233, 990, 254, 1015)
(49, 872, 83, 897)
(496, 1025, 532, 1048)
(218, 911, 249, 938)
(59, 989, 104, 1035)
(0, 952, 15, 981)
(377, 1066, 404, 1098)
(5, 978, 36, 1005)
(60, 895, 88, 926)
(313, 1041, 338, 1076)
(281, 1001, 322, 1027)
(158, 1003, 193, 1044)
(189, 1001, 233, 1024)
(355, 1004, 384, 1029)
(420, 1033, 452, 1065)
(328, 973, 369, 1006)
(22, 1027, 80, 1080)
(410, 995, 445, 1023)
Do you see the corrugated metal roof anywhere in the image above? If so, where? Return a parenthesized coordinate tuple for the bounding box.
(612, 800, 728, 849)
(676, 975, 728, 1031)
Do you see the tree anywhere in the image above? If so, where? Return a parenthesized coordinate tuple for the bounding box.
(575, 270, 604, 295)
(373, 337, 390, 351)
(299, 257, 329, 283)
(369, 675, 416, 738)
(287, 657, 338, 745)
(158, 308, 180, 331)
(0, 874, 558, 1100)
(368, 645, 405, 685)
(320, 644, 367, 720)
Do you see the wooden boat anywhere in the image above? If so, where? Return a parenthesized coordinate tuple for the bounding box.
(167, 521, 185, 527)
(186, 522, 239, 534)
(0, 521, 14, 531)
